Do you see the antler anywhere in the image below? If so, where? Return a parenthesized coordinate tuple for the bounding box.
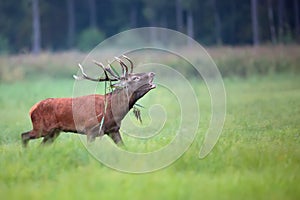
(114, 56, 128, 77)
(121, 55, 134, 73)
(73, 55, 134, 82)
(73, 63, 119, 82)
(110, 55, 134, 77)
(93, 60, 119, 79)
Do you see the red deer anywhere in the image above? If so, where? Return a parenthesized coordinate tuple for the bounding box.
(21, 55, 156, 147)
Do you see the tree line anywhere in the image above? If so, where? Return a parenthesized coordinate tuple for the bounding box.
(0, 0, 299, 54)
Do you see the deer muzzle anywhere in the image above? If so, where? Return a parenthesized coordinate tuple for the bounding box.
(148, 72, 156, 89)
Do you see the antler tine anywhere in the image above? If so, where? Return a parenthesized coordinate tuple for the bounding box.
(73, 63, 118, 82)
(114, 56, 128, 77)
(93, 60, 119, 80)
(73, 63, 100, 81)
(121, 55, 134, 73)
(93, 60, 106, 71)
(73, 64, 84, 80)
(106, 65, 120, 79)
(93, 60, 119, 79)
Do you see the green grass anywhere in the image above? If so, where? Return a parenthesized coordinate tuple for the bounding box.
(0, 74, 299, 199)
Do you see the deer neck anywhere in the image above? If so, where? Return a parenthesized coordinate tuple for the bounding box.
(108, 88, 136, 121)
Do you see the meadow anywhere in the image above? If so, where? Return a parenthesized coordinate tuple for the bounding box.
(0, 47, 300, 199)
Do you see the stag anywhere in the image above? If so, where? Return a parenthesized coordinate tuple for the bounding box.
(21, 56, 155, 147)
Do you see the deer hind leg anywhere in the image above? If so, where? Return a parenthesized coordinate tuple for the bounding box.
(21, 131, 31, 147)
(21, 130, 40, 147)
(41, 129, 60, 145)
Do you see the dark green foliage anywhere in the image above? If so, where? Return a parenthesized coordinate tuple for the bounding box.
(0, 0, 299, 53)
(76, 28, 105, 52)
(0, 35, 9, 54)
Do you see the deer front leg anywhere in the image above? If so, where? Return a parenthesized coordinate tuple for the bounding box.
(108, 131, 124, 146)
(87, 128, 103, 143)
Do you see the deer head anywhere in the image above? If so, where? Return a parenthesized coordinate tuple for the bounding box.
(74, 55, 156, 97)
(109, 56, 155, 100)
(74, 56, 155, 121)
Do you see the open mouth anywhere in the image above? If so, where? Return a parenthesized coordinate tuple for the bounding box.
(149, 74, 156, 89)
(139, 80, 156, 91)
(137, 73, 156, 91)
(149, 83, 156, 89)
(143, 82, 156, 90)
(148, 78, 156, 89)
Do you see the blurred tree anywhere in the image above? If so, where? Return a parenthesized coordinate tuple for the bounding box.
(0, 34, 9, 54)
(295, 0, 300, 41)
(129, 0, 138, 28)
(251, 0, 259, 46)
(277, 0, 284, 43)
(267, 0, 277, 44)
(66, 0, 75, 48)
(32, 0, 41, 54)
(229, 0, 237, 44)
(142, 0, 171, 41)
(176, 0, 183, 32)
(211, 0, 222, 45)
(88, 0, 97, 27)
(41, 0, 68, 50)
(0, 0, 299, 52)
(182, 0, 198, 42)
(77, 27, 105, 51)
(187, 11, 194, 40)
(0, 0, 31, 53)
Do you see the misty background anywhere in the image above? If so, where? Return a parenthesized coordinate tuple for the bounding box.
(0, 0, 299, 54)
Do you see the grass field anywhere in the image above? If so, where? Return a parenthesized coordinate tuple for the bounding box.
(0, 69, 299, 199)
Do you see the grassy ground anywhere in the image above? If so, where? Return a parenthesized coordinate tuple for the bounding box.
(0, 72, 299, 199)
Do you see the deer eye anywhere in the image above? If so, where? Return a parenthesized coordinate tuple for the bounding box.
(132, 76, 140, 81)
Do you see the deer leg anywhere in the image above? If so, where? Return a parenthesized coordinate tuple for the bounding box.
(87, 129, 99, 143)
(108, 131, 124, 146)
(21, 131, 31, 147)
(87, 130, 101, 143)
(41, 130, 60, 145)
(87, 126, 104, 143)
(21, 130, 39, 148)
(87, 132, 96, 143)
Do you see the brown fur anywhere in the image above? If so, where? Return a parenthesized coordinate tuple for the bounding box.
(21, 72, 155, 147)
